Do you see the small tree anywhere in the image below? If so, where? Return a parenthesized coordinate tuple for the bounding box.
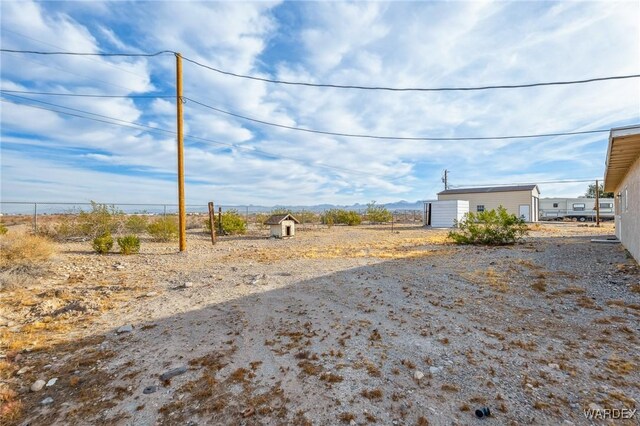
(448, 206, 528, 245)
(78, 201, 124, 237)
(365, 201, 392, 223)
(585, 183, 614, 198)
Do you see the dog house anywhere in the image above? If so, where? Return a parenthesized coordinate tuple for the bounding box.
(423, 200, 469, 228)
(265, 213, 300, 238)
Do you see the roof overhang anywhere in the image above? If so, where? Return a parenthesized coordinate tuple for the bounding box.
(604, 125, 640, 192)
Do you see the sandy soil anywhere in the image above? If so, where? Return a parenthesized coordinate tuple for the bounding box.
(2, 222, 639, 425)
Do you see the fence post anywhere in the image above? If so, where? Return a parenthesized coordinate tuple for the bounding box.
(208, 202, 216, 244)
(218, 207, 223, 235)
(33, 202, 38, 233)
(245, 206, 249, 226)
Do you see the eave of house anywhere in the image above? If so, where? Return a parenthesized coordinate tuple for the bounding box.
(604, 125, 640, 192)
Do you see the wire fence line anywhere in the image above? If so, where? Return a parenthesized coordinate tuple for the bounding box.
(0, 201, 424, 233)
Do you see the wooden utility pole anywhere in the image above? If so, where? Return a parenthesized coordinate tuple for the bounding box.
(595, 179, 600, 226)
(176, 52, 186, 252)
(442, 169, 449, 190)
(208, 202, 216, 244)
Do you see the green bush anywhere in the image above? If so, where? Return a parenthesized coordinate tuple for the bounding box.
(448, 206, 528, 245)
(117, 235, 140, 255)
(365, 201, 392, 223)
(78, 202, 124, 238)
(147, 216, 179, 241)
(92, 232, 114, 254)
(0, 223, 7, 235)
(125, 215, 148, 234)
(204, 209, 247, 235)
(322, 209, 362, 226)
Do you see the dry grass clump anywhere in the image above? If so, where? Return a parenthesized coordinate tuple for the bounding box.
(0, 232, 56, 290)
(0, 232, 56, 268)
(0, 385, 23, 424)
(361, 388, 383, 400)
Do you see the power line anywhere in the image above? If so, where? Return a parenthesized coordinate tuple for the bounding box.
(0, 89, 174, 99)
(181, 55, 640, 92)
(184, 96, 609, 141)
(450, 178, 601, 188)
(0, 95, 401, 181)
(5, 89, 612, 141)
(3, 49, 638, 92)
(0, 48, 173, 57)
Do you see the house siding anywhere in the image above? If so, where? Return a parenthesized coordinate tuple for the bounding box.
(438, 190, 539, 222)
(614, 154, 640, 262)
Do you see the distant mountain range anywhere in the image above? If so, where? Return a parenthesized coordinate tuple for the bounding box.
(232, 200, 425, 213)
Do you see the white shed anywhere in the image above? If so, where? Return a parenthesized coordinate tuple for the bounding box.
(265, 213, 300, 238)
(423, 200, 469, 228)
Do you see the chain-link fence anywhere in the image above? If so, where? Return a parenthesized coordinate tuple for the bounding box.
(0, 201, 423, 233)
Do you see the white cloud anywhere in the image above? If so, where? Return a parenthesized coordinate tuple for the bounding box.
(1, 1, 639, 207)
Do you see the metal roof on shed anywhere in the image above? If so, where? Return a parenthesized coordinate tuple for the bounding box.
(438, 184, 539, 195)
(264, 213, 300, 225)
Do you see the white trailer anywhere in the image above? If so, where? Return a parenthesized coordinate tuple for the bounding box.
(539, 198, 614, 222)
(423, 200, 469, 228)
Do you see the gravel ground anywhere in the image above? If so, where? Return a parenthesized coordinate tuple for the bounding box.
(3, 222, 639, 425)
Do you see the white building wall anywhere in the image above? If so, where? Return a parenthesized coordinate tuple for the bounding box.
(438, 190, 539, 222)
(423, 200, 469, 228)
(615, 155, 640, 262)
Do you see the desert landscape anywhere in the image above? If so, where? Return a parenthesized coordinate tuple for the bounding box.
(1, 221, 638, 425)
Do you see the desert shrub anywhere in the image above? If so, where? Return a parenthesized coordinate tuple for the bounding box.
(322, 209, 362, 226)
(117, 235, 140, 255)
(448, 206, 528, 245)
(204, 210, 247, 235)
(125, 215, 148, 234)
(0, 233, 55, 269)
(147, 216, 179, 241)
(78, 202, 124, 238)
(0, 223, 7, 235)
(255, 213, 270, 226)
(92, 233, 114, 254)
(294, 211, 319, 224)
(365, 201, 392, 223)
(0, 233, 56, 290)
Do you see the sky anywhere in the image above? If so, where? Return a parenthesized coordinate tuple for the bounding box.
(1, 1, 639, 209)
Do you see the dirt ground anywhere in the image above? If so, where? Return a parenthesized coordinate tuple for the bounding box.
(1, 222, 639, 425)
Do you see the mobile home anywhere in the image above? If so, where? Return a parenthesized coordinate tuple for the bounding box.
(539, 198, 614, 221)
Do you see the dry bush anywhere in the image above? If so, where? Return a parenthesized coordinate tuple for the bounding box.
(0, 233, 56, 290)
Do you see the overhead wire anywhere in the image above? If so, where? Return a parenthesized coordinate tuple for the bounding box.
(449, 178, 602, 188)
(0, 94, 402, 181)
(3, 89, 613, 140)
(180, 55, 640, 92)
(2, 48, 639, 92)
(0, 48, 173, 57)
(183, 96, 610, 141)
(0, 89, 174, 99)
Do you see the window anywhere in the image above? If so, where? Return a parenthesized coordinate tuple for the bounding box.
(599, 202, 613, 209)
(477, 205, 485, 212)
(572, 203, 585, 211)
(553, 203, 559, 208)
